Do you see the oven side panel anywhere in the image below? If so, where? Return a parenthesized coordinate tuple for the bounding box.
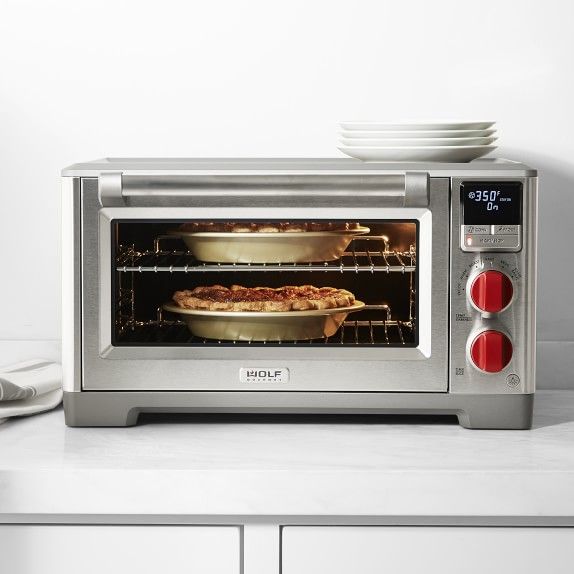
(61, 177, 82, 392)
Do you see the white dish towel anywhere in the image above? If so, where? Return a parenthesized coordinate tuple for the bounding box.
(0, 360, 63, 423)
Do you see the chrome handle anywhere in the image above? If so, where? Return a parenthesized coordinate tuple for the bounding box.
(98, 171, 429, 207)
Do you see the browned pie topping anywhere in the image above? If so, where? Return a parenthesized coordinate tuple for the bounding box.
(178, 222, 362, 233)
(172, 285, 356, 312)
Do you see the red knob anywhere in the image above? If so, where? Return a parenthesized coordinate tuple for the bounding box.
(470, 330, 513, 373)
(470, 270, 513, 313)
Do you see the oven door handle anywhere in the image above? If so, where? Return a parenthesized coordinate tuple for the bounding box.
(97, 171, 429, 208)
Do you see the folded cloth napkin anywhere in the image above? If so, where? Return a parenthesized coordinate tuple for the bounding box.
(0, 360, 63, 422)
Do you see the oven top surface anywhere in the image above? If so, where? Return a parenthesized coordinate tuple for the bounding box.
(62, 157, 536, 177)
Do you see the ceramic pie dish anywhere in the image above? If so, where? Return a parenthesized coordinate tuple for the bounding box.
(169, 226, 370, 263)
(162, 301, 366, 341)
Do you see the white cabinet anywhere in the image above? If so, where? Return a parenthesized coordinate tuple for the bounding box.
(282, 526, 574, 574)
(0, 525, 240, 574)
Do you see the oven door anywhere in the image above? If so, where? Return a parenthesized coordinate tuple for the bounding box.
(78, 174, 449, 392)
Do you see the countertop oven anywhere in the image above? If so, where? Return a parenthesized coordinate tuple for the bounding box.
(62, 158, 536, 428)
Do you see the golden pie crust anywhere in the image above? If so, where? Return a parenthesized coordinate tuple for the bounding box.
(179, 222, 362, 233)
(172, 285, 356, 312)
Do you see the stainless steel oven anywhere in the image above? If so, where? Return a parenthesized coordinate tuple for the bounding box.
(62, 158, 536, 428)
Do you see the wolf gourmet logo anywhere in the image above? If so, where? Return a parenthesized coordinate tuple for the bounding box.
(239, 368, 289, 384)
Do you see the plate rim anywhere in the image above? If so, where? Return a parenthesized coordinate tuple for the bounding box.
(340, 120, 496, 129)
(337, 145, 497, 151)
(339, 136, 497, 146)
(339, 128, 497, 137)
(162, 300, 366, 318)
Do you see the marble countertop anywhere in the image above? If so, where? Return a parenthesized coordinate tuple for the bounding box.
(1, 390, 573, 522)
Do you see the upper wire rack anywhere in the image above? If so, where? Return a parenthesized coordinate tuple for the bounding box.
(116, 235, 416, 274)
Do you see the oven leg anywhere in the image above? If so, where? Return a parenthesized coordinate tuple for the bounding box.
(63, 392, 139, 427)
(455, 394, 534, 430)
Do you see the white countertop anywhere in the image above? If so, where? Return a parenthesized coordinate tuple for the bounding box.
(1, 390, 573, 523)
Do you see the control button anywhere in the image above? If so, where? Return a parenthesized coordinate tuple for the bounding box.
(470, 330, 513, 373)
(470, 270, 513, 313)
(463, 225, 490, 235)
(463, 233, 521, 251)
(492, 224, 520, 235)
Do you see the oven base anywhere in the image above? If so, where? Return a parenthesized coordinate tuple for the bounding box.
(63, 391, 534, 429)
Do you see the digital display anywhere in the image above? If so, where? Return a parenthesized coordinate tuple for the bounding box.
(461, 181, 522, 225)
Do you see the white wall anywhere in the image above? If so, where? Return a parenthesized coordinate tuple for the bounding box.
(0, 0, 573, 387)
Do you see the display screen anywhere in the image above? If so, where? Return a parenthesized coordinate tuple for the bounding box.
(461, 181, 522, 225)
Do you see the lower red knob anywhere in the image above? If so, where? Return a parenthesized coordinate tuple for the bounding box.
(470, 330, 513, 373)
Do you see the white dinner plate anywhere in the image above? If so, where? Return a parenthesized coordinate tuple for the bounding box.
(340, 121, 495, 131)
(340, 128, 496, 139)
(339, 136, 497, 148)
(338, 145, 497, 163)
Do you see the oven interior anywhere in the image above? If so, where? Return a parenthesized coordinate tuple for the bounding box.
(112, 220, 418, 347)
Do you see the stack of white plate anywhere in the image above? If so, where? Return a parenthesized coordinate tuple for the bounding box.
(338, 121, 497, 162)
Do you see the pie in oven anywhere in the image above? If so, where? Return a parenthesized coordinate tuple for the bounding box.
(172, 285, 356, 312)
(178, 222, 363, 233)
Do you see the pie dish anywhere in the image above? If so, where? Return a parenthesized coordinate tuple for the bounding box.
(172, 285, 356, 312)
(164, 285, 365, 341)
(170, 222, 370, 264)
(178, 222, 363, 233)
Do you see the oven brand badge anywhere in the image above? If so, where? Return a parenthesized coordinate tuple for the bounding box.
(240, 368, 289, 384)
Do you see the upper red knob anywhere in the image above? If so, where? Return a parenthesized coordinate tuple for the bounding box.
(470, 270, 513, 313)
(470, 330, 513, 373)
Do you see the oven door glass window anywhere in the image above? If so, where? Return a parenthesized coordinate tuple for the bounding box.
(112, 220, 418, 348)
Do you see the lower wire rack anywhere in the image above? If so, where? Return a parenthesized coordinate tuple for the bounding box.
(115, 305, 415, 346)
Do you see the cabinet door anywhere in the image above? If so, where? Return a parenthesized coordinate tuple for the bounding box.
(282, 526, 574, 574)
(0, 525, 239, 574)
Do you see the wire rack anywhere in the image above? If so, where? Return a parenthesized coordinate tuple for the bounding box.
(114, 234, 417, 346)
(115, 235, 416, 273)
(115, 305, 415, 346)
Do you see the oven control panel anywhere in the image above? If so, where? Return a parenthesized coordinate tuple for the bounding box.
(450, 176, 535, 395)
(460, 181, 522, 252)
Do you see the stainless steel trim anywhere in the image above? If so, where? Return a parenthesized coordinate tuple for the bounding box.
(61, 177, 82, 392)
(97, 206, 433, 362)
